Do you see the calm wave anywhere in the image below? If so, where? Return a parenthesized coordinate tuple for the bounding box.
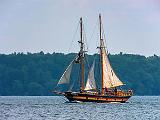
(0, 96, 160, 120)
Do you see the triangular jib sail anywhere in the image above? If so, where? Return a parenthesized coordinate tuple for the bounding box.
(84, 61, 97, 91)
(101, 41, 124, 88)
(58, 60, 74, 84)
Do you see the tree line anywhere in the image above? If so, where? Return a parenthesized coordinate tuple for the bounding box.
(0, 51, 159, 96)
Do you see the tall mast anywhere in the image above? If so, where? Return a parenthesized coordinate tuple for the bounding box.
(99, 14, 105, 95)
(79, 17, 85, 91)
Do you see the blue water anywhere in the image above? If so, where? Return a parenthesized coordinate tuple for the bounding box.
(0, 96, 159, 120)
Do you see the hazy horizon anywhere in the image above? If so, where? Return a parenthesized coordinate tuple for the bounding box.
(0, 0, 160, 56)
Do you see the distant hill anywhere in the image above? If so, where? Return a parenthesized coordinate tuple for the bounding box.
(0, 52, 160, 96)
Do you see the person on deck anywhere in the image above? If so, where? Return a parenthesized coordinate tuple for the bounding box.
(105, 87, 108, 92)
(114, 87, 117, 95)
(105, 87, 108, 95)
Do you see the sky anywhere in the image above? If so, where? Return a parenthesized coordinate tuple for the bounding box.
(0, 0, 160, 56)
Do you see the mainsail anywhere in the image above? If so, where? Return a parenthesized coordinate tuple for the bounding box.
(58, 61, 73, 84)
(84, 61, 97, 91)
(101, 41, 124, 88)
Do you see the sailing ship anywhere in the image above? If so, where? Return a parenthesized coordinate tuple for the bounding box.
(54, 14, 133, 103)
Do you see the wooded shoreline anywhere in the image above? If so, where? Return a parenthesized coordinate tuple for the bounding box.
(0, 52, 159, 96)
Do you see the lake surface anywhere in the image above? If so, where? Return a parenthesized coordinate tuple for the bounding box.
(0, 96, 160, 120)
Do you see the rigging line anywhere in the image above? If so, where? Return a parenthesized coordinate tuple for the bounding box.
(85, 55, 96, 82)
(83, 20, 99, 70)
(68, 63, 76, 91)
(83, 25, 90, 70)
(81, 21, 90, 71)
(86, 54, 96, 70)
(84, 53, 94, 78)
(82, 22, 88, 52)
(85, 55, 90, 71)
(87, 19, 99, 53)
(68, 57, 81, 91)
(83, 27, 95, 73)
(92, 53, 99, 90)
(77, 63, 81, 91)
(83, 21, 88, 52)
(101, 20, 109, 54)
(67, 21, 80, 53)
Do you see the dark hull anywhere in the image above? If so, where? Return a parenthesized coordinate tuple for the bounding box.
(64, 92, 132, 103)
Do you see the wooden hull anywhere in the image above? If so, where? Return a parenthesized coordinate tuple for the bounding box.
(64, 92, 132, 103)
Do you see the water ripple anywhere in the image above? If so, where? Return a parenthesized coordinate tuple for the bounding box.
(0, 96, 160, 120)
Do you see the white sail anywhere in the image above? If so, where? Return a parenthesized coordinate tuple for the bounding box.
(58, 61, 73, 84)
(84, 61, 97, 91)
(101, 41, 124, 88)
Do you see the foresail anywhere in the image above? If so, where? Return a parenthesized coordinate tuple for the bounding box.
(84, 61, 97, 91)
(102, 41, 124, 88)
(58, 61, 73, 84)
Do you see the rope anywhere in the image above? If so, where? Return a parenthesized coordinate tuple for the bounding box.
(67, 21, 79, 53)
(101, 19, 109, 54)
(87, 19, 99, 53)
